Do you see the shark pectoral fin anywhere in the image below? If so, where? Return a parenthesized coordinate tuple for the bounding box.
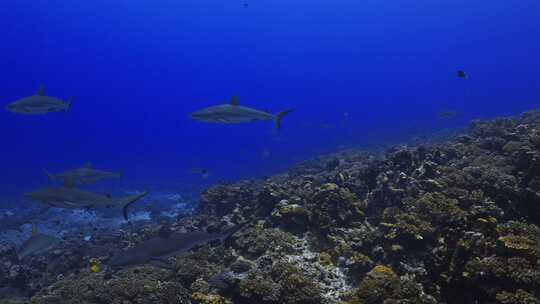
(37, 85, 45, 96)
(230, 95, 240, 106)
(62, 201, 79, 207)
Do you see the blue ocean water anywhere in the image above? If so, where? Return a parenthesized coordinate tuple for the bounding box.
(1, 0, 539, 198)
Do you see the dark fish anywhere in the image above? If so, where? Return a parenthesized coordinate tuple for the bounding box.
(44, 163, 121, 187)
(5, 85, 73, 115)
(438, 111, 458, 119)
(24, 187, 148, 220)
(189, 168, 210, 179)
(456, 70, 467, 78)
(261, 148, 271, 159)
(109, 227, 238, 268)
(190, 96, 294, 130)
(18, 224, 60, 259)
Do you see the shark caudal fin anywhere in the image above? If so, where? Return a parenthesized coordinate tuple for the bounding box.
(65, 97, 73, 112)
(274, 109, 294, 130)
(119, 191, 149, 221)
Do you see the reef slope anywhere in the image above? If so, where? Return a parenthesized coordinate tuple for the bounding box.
(3, 110, 540, 303)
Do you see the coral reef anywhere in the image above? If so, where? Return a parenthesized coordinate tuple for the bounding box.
(31, 266, 190, 304)
(5, 109, 540, 303)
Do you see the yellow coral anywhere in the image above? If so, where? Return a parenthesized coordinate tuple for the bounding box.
(191, 292, 224, 304)
(476, 217, 498, 232)
(370, 265, 397, 278)
(318, 252, 333, 266)
(322, 183, 339, 191)
(279, 205, 308, 216)
(350, 253, 372, 264)
(498, 235, 536, 251)
(332, 242, 353, 258)
(351, 265, 400, 304)
(477, 216, 497, 224)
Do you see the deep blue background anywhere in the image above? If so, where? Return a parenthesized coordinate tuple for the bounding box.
(1, 0, 539, 197)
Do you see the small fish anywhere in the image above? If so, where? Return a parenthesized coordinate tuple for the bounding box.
(6, 85, 73, 115)
(43, 162, 121, 188)
(261, 148, 271, 159)
(89, 258, 101, 273)
(190, 168, 210, 179)
(438, 111, 458, 119)
(24, 187, 148, 220)
(18, 224, 60, 259)
(456, 70, 467, 78)
(190, 96, 294, 130)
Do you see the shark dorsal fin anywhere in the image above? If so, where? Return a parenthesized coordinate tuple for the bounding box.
(37, 85, 45, 96)
(230, 96, 240, 106)
(83, 162, 93, 168)
(31, 223, 38, 235)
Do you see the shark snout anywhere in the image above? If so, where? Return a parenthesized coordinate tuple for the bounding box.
(189, 111, 202, 119)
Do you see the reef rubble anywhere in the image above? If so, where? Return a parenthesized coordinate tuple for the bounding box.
(3, 110, 540, 303)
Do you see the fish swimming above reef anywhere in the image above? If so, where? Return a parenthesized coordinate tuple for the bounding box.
(189, 168, 210, 179)
(456, 70, 467, 79)
(18, 224, 60, 259)
(24, 187, 148, 220)
(260, 148, 271, 159)
(438, 111, 458, 119)
(190, 96, 294, 130)
(109, 226, 239, 268)
(5, 85, 73, 115)
(44, 163, 121, 187)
